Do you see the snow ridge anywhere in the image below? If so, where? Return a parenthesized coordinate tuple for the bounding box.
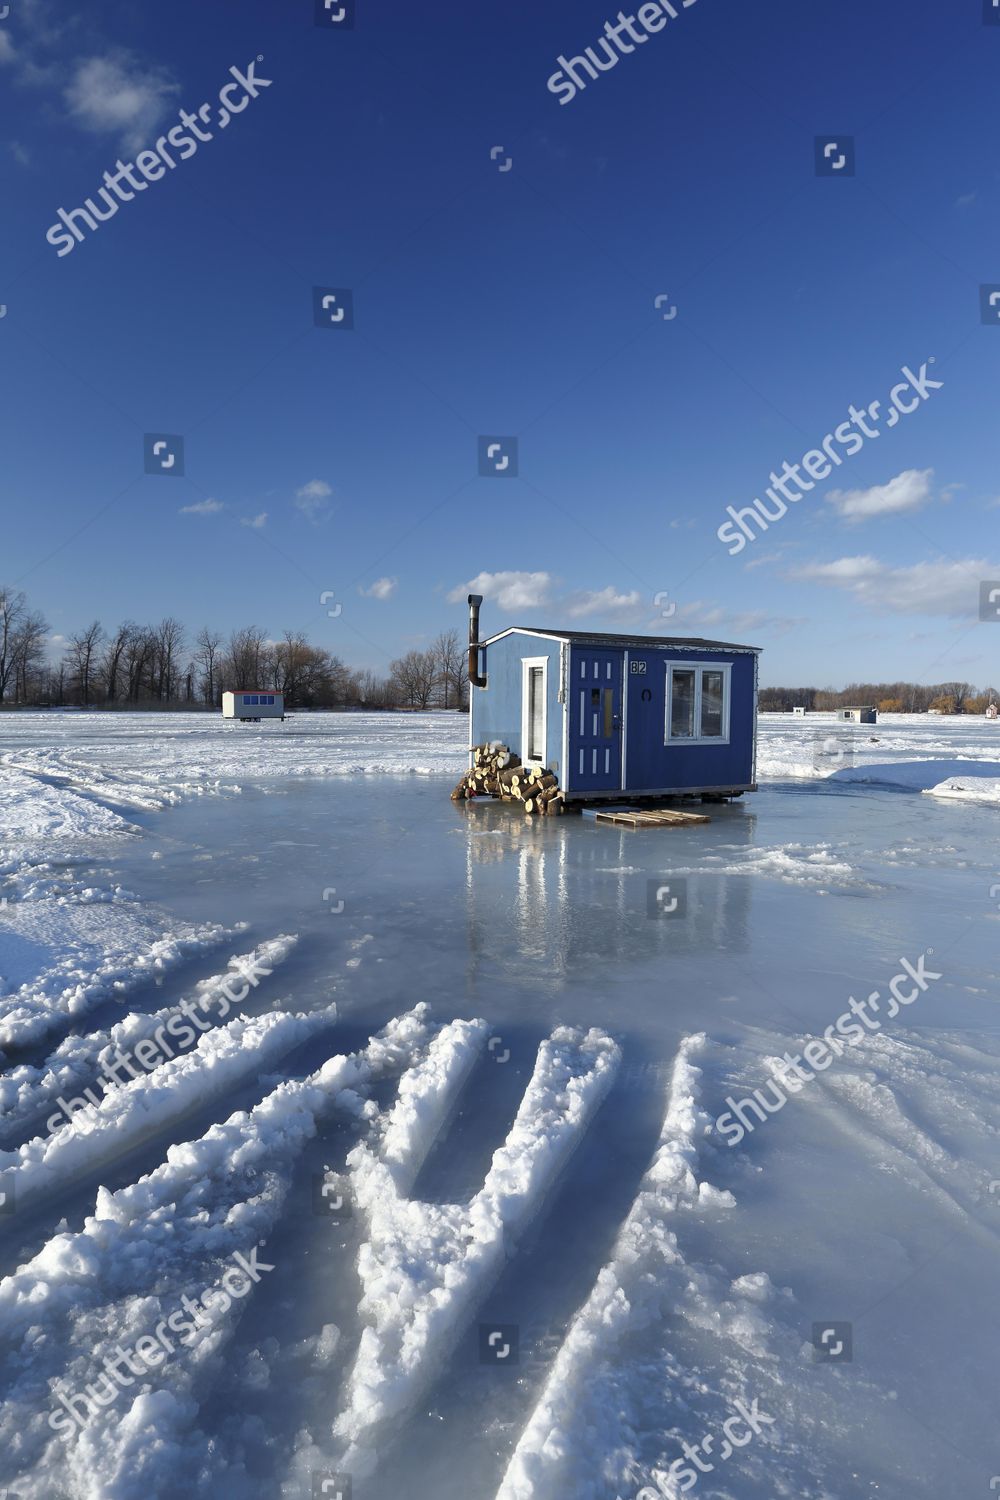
(495, 1034, 737, 1500)
(333, 1024, 621, 1479)
(0, 1006, 436, 1498)
(0, 935, 297, 1128)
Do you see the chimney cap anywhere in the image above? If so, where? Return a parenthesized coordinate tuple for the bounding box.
(468, 594, 483, 608)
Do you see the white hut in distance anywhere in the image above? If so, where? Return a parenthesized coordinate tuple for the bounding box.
(222, 691, 285, 722)
(839, 705, 877, 725)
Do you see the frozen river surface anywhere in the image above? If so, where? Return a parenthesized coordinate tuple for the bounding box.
(0, 710, 999, 1500)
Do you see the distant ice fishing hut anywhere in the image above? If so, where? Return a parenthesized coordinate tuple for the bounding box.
(839, 705, 877, 725)
(455, 596, 760, 814)
(222, 690, 285, 722)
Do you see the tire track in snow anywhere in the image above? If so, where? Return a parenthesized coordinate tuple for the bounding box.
(308, 1025, 621, 1485)
(0, 1006, 437, 1498)
(0, 920, 238, 1058)
(0, 998, 336, 1214)
(494, 1035, 740, 1500)
(0, 936, 298, 1136)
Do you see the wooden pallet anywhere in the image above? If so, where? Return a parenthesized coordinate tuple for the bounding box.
(594, 806, 710, 829)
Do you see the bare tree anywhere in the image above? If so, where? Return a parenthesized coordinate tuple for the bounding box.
(98, 623, 136, 704)
(225, 627, 268, 692)
(194, 627, 223, 706)
(431, 629, 465, 709)
(0, 587, 28, 703)
(154, 618, 186, 701)
(390, 648, 437, 709)
(125, 627, 156, 702)
(12, 610, 49, 703)
(67, 621, 104, 706)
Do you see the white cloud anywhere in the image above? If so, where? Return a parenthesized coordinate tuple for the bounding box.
(295, 479, 333, 519)
(825, 468, 934, 524)
(9, 141, 31, 166)
(64, 54, 179, 150)
(240, 512, 268, 530)
(565, 587, 643, 619)
(359, 577, 397, 600)
(179, 498, 224, 516)
(956, 192, 977, 208)
(791, 555, 998, 616)
(448, 571, 552, 613)
(0, 33, 16, 65)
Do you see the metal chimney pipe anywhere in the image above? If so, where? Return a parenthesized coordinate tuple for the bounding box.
(467, 594, 487, 688)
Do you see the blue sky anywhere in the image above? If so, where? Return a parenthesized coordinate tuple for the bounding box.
(1, 0, 998, 687)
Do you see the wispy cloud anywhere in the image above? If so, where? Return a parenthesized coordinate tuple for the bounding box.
(565, 586, 643, 619)
(294, 478, 334, 520)
(791, 554, 997, 617)
(0, 32, 16, 65)
(240, 512, 268, 530)
(64, 54, 180, 151)
(448, 571, 552, 612)
(179, 498, 224, 516)
(359, 577, 397, 600)
(824, 468, 933, 524)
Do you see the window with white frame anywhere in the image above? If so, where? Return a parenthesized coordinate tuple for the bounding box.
(665, 663, 731, 744)
(522, 657, 547, 764)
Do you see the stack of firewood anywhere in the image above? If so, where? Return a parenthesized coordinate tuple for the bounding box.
(451, 743, 565, 815)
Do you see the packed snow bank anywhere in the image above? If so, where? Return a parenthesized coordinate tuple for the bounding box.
(0, 763, 241, 1056)
(830, 757, 1000, 792)
(925, 774, 1000, 805)
(756, 712, 1000, 782)
(0, 766, 139, 863)
(332, 1025, 621, 1478)
(0, 711, 471, 811)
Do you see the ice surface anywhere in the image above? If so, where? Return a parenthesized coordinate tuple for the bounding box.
(0, 710, 998, 1499)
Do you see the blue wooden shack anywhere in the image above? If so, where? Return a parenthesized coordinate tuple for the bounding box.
(466, 598, 760, 802)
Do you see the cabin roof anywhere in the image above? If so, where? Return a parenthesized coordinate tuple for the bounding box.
(225, 689, 284, 695)
(479, 626, 761, 653)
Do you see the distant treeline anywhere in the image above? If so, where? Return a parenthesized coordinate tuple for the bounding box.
(0, 586, 469, 711)
(759, 682, 998, 715)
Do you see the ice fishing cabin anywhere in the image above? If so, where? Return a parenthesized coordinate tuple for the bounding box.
(839, 705, 877, 725)
(465, 597, 760, 803)
(222, 691, 285, 722)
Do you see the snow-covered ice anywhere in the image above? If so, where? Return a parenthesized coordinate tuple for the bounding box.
(1, 708, 998, 1499)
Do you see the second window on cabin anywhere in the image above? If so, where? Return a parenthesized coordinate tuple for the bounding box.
(666, 665, 730, 743)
